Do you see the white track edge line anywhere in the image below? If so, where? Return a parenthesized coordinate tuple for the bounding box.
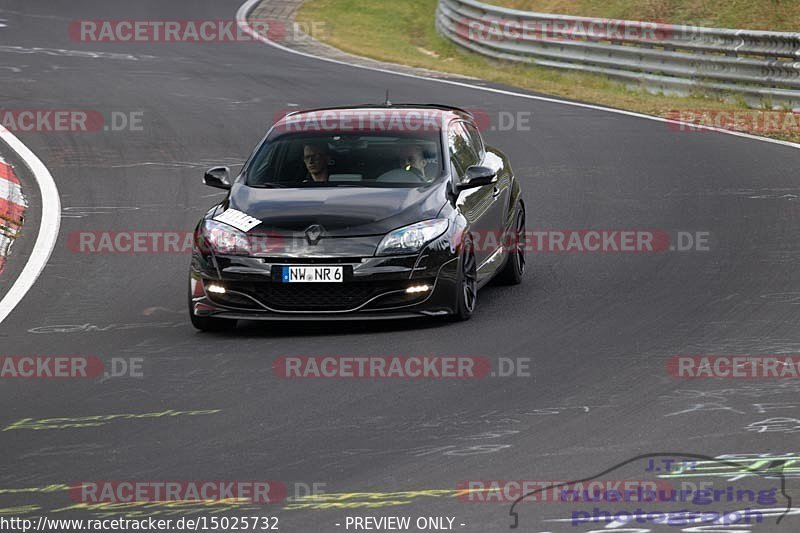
(0, 125, 61, 325)
(236, 0, 800, 151)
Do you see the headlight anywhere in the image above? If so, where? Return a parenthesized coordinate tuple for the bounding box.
(376, 219, 449, 256)
(197, 219, 252, 256)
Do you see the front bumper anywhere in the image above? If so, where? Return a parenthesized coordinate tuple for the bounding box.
(189, 243, 460, 320)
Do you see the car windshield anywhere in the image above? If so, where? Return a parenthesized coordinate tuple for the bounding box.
(246, 131, 443, 188)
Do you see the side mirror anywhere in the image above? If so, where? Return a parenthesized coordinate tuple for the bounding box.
(203, 166, 231, 190)
(457, 165, 497, 190)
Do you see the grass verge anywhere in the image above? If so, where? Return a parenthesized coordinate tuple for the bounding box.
(486, 1, 800, 32)
(296, 0, 800, 143)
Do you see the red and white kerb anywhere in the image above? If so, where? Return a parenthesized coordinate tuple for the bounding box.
(0, 158, 27, 273)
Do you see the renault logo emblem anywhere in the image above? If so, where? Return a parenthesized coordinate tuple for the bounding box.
(304, 224, 324, 245)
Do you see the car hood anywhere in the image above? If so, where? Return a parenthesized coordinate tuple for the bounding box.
(227, 183, 448, 237)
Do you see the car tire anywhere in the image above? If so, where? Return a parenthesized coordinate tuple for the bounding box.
(188, 284, 237, 332)
(495, 207, 525, 286)
(452, 233, 477, 321)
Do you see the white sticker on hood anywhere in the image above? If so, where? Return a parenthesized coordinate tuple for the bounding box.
(213, 208, 262, 232)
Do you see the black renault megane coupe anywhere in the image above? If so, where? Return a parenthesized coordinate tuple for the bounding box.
(189, 104, 525, 330)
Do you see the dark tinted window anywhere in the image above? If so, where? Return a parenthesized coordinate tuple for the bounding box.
(246, 132, 443, 188)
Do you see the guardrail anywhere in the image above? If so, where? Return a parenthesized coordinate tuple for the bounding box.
(436, 0, 800, 108)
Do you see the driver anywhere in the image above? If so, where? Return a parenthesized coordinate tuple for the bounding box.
(303, 142, 331, 182)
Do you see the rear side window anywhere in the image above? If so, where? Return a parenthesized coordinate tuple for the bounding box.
(447, 121, 478, 177)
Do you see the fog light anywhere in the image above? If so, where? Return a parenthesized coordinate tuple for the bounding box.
(207, 284, 226, 294)
(406, 284, 431, 294)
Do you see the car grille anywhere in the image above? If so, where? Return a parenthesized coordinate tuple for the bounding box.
(209, 280, 427, 312)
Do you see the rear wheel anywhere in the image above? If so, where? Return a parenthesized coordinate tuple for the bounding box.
(495, 207, 525, 285)
(452, 234, 477, 321)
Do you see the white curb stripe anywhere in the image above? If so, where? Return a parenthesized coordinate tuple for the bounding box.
(0, 160, 25, 277)
(0, 127, 61, 325)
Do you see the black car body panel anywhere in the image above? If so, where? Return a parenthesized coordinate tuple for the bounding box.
(228, 183, 448, 237)
(189, 105, 524, 324)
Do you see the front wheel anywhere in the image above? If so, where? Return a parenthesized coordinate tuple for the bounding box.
(494, 207, 525, 285)
(452, 234, 477, 321)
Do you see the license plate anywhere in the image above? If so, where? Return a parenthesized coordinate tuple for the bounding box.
(281, 265, 344, 283)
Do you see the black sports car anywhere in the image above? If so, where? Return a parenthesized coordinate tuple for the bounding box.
(189, 104, 525, 330)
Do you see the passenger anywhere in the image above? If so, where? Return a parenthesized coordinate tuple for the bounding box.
(399, 144, 427, 178)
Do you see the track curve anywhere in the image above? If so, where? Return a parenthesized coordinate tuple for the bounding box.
(1, 1, 799, 531)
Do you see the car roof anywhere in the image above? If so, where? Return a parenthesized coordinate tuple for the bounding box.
(272, 104, 474, 131)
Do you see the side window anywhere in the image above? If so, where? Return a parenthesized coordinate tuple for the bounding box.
(462, 122, 484, 159)
(447, 122, 478, 178)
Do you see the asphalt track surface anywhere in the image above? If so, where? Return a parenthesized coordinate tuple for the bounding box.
(1, 1, 800, 532)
